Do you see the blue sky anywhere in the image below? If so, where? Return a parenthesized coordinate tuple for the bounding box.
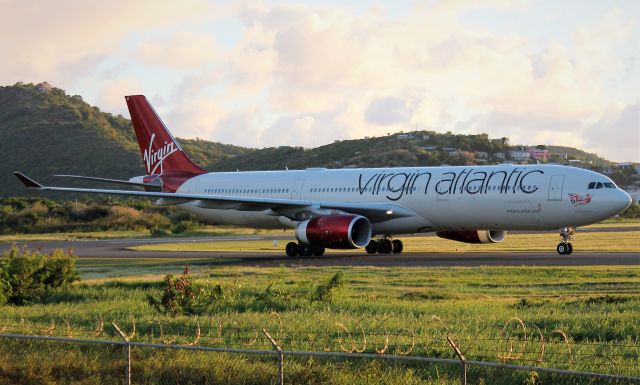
(1, 0, 638, 161)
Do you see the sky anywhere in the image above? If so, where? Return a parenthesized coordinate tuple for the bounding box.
(1, 0, 639, 162)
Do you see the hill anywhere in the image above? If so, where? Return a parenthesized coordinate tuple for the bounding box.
(0, 83, 248, 197)
(207, 132, 512, 171)
(2, 82, 631, 198)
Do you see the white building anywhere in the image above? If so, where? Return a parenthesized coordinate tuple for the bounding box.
(508, 151, 530, 161)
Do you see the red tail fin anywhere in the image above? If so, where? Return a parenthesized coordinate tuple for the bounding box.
(126, 95, 205, 191)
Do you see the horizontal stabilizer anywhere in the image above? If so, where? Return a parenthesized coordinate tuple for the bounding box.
(13, 172, 43, 188)
(53, 174, 162, 191)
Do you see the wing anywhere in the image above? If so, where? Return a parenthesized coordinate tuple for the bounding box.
(13, 172, 415, 222)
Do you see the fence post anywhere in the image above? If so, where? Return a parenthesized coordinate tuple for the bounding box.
(447, 336, 467, 385)
(113, 323, 131, 385)
(263, 329, 284, 385)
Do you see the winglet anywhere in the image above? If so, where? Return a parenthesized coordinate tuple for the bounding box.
(13, 172, 43, 188)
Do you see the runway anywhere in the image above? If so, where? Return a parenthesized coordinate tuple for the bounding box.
(2, 233, 638, 267)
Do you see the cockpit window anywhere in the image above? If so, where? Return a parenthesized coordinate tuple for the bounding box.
(588, 181, 616, 189)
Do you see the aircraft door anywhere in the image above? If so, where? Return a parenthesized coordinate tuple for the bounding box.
(291, 179, 305, 200)
(547, 175, 565, 201)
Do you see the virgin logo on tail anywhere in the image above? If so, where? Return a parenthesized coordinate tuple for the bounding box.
(143, 133, 178, 175)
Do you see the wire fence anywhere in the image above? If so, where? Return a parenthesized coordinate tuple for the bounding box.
(1, 316, 639, 385)
(1, 314, 637, 372)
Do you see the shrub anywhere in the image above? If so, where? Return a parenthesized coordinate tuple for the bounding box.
(148, 266, 226, 316)
(313, 271, 344, 302)
(620, 203, 640, 219)
(148, 225, 171, 237)
(0, 246, 79, 305)
(150, 265, 196, 316)
(172, 220, 197, 234)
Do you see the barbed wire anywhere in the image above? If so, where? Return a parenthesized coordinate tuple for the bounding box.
(1, 313, 638, 376)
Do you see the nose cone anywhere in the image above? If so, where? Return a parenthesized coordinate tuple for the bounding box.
(615, 190, 633, 213)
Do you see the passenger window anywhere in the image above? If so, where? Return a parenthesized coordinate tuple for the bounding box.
(596, 182, 603, 189)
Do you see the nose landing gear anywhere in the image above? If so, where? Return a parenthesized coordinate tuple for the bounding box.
(556, 227, 575, 255)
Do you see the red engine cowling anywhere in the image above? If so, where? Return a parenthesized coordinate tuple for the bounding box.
(436, 230, 507, 244)
(295, 214, 372, 249)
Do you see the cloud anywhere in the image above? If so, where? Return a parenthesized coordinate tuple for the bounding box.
(96, 78, 144, 116)
(165, 97, 224, 139)
(0, 0, 214, 86)
(365, 96, 416, 126)
(136, 31, 220, 70)
(259, 110, 345, 148)
(583, 101, 640, 162)
(1, 1, 637, 161)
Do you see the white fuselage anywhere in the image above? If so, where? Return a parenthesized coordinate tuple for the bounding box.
(174, 164, 630, 235)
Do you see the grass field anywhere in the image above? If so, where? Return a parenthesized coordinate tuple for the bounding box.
(0, 225, 289, 242)
(0, 259, 639, 383)
(1, 220, 636, 243)
(129, 230, 640, 253)
(1, 225, 639, 384)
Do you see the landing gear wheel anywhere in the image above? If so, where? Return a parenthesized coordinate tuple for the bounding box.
(392, 239, 403, 254)
(365, 240, 378, 254)
(378, 239, 393, 254)
(285, 242, 298, 257)
(298, 243, 312, 257)
(557, 243, 568, 255)
(557, 227, 576, 255)
(312, 245, 325, 256)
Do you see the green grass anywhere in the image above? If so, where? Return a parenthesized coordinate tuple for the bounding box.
(130, 230, 640, 253)
(0, 260, 638, 383)
(0, 225, 289, 242)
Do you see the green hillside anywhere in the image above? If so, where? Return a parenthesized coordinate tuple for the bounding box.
(2, 82, 630, 198)
(0, 83, 247, 197)
(208, 132, 513, 171)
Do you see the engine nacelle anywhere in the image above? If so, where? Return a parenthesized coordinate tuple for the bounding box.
(436, 230, 507, 244)
(296, 214, 372, 249)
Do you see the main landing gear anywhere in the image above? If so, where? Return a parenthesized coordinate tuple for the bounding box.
(365, 237, 404, 254)
(285, 242, 325, 257)
(556, 227, 575, 255)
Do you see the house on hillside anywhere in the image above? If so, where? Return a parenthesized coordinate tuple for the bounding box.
(36, 82, 53, 93)
(527, 148, 549, 161)
(616, 162, 633, 170)
(567, 159, 583, 168)
(495, 152, 506, 160)
(397, 133, 414, 140)
(474, 151, 488, 159)
(508, 151, 530, 161)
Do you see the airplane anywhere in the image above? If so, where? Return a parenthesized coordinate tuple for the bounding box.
(14, 95, 632, 256)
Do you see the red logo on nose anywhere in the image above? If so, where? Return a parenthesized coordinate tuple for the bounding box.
(569, 193, 592, 206)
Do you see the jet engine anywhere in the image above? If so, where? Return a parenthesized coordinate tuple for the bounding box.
(295, 214, 372, 249)
(436, 230, 507, 244)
